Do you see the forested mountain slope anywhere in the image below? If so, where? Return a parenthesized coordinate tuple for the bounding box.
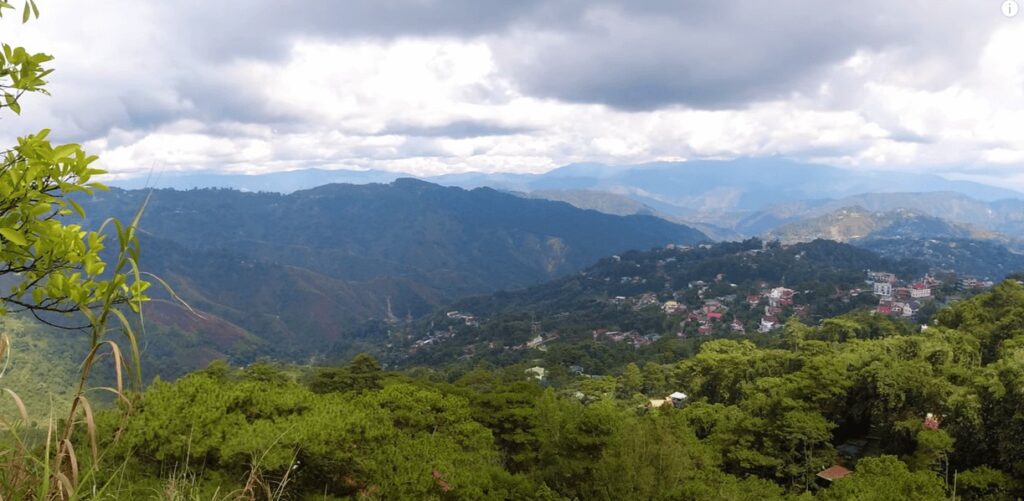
(75, 179, 705, 368)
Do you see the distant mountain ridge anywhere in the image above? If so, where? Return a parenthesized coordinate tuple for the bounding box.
(108, 159, 1024, 240)
(764, 207, 996, 244)
(519, 189, 743, 241)
(749, 192, 1024, 236)
(763, 206, 1024, 279)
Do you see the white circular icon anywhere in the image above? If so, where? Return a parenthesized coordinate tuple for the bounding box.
(1003, 0, 1020, 17)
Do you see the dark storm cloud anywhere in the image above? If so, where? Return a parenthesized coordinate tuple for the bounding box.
(170, 0, 551, 60)
(163, 0, 993, 111)
(491, 1, 992, 110)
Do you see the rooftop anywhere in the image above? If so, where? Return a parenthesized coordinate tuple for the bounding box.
(816, 465, 852, 482)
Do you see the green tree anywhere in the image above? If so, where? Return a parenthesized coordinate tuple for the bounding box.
(0, 7, 148, 325)
(641, 361, 668, 395)
(617, 362, 642, 397)
(310, 352, 383, 394)
(820, 455, 946, 501)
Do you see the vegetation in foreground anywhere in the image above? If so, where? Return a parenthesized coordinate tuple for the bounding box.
(6, 280, 1011, 499)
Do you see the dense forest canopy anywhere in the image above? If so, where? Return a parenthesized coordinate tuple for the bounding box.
(52, 280, 1024, 499)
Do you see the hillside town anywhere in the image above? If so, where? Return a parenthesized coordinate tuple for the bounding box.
(404, 240, 1009, 361)
(869, 270, 993, 318)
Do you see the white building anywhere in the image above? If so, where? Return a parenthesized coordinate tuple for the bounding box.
(873, 282, 893, 297)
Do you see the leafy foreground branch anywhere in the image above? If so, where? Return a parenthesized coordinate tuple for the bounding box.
(0, 1, 154, 498)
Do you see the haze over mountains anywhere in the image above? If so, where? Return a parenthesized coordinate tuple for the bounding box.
(110, 158, 1024, 235)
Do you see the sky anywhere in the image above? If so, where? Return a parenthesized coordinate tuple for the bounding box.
(3, 1, 1024, 188)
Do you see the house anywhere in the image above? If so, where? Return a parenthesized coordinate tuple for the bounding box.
(877, 303, 893, 315)
(526, 335, 544, 349)
(957, 277, 979, 291)
(746, 294, 762, 306)
(868, 271, 897, 283)
(894, 301, 917, 317)
(759, 316, 778, 333)
(706, 312, 723, 321)
(525, 366, 546, 381)
(817, 465, 852, 483)
(636, 293, 659, 308)
(662, 300, 686, 315)
(669, 391, 688, 407)
(768, 287, 795, 308)
(731, 319, 745, 332)
(910, 283, 931, 298)
(873, 282, 893, 297)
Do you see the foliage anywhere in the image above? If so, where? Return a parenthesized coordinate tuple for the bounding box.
(76, 282, 1024, 498)
(0, 3, 151, 498)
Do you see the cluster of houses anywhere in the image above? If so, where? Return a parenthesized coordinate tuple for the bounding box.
(609, 276, 816, 337)
(591, 328, 660, 348)
(681, 297, 731, 335)
(411, 325, 457, 350)
(750, 286, 798, 333)
(511, 329, 561, 351)
(445, 310, 479, 327)
(409, 311, 480, 352)
(870, 272, 938, 318)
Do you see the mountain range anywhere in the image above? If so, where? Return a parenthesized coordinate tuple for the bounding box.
(77, 178, 706, 370)
(107, 158, 1024, 236)
(764, 207, 997, 245)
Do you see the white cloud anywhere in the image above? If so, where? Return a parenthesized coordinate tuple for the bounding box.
(2, 0, 1024, 190)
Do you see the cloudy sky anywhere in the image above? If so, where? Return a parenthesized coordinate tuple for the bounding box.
(4, 1, 1024, 188)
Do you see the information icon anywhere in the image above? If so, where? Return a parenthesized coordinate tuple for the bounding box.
(1004, 0, 1020, 17)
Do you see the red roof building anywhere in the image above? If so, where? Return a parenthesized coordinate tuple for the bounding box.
(817, 465, 852, 482)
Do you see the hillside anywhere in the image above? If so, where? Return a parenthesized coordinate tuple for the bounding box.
(857, 237, 1024, 280)
(765, 207, 990, 244)
(395, 239, 929, 369)
(523, 189, 744, 241)
(75, 179, 706, 369)
(762, 207, 1024, 279)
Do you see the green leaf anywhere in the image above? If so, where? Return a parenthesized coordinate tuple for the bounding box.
(4, 93, 19, 115)
(52, 143, 79, 159)
(68, 198, 86, 218)
(21, 1, 28, 23)
(0, 228, 27, 246)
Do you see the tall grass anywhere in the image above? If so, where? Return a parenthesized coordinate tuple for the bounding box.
(0, 200, 149, 500)
(0, 198, 297, 500)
